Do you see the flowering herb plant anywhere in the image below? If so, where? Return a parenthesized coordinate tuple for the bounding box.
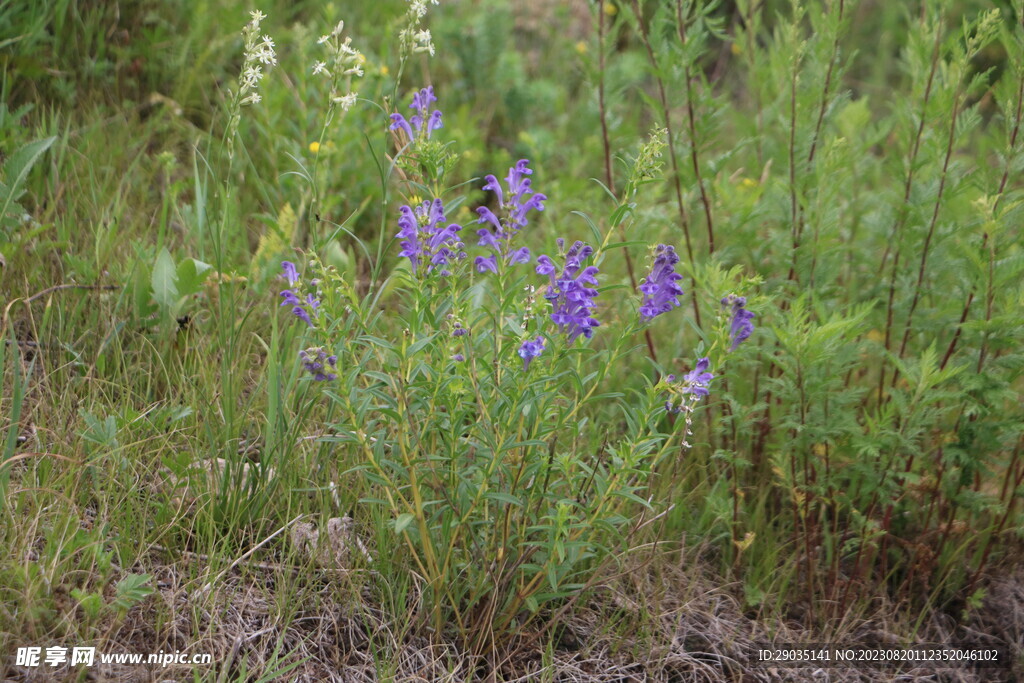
(274, 87, 756, 651)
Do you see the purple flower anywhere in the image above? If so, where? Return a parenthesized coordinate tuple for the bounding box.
(292, 305, 313, 327)
(279, 261, 319, 328)
(639, 244, 685, 321)
(535, 240, 600, 343)
(410, 85, 437, 111)
(299, 347, 338, 381)
(682, 357, 714, 397)
(665, 358, 714, 413)
(518, 336, 546, 369)
(397, 198, 465, 276)
(389, 113, 414, 141)
(474, 255, 498, 274)
(389, 85, 443, 144)
(281, 261, 299, 286)
(474, 159, 546, 272)
(722, 295, 755, 350)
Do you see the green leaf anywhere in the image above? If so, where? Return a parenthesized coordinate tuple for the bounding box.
(394, 513, 415, 534)
(571, 210, 603, 245)
(484, 492, 524, 507)
(132, 262, 157, 321)
(112, 573, 154, 613)
(407, 333, 438, 357)
(151, 248, 179, 311)
(604, 240, 649, 250)
(71, 589, 105, 620)
(176, 257, 212, 296)
(0, 136, 56, 227)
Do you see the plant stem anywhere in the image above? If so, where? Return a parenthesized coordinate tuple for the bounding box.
(628, 0, 702, 330)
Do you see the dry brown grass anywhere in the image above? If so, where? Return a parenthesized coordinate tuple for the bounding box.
(4, 540, 1021, 682)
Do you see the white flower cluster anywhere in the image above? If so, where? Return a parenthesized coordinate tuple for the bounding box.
(400, 0, 439, 58)
(312, 19, 364, 112)
(238, 10, 277, 106)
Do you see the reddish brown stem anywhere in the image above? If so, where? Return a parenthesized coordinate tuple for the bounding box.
(675, 0, 715, 253)
(628, 0, 702, 330)
(877, 24, 943, 401)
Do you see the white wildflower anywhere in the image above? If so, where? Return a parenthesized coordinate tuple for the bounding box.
(312, 17, 364, 118)
(400, 0, 437, 59)
(409, 0, 428, 18)
(248, 10, 266, 30)
(333, 92, 358, 110)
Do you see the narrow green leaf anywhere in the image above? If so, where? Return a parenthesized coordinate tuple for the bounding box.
(484, 492, 524, 507)
(394, 513, 415, 534)
(151, 248, 179, 311)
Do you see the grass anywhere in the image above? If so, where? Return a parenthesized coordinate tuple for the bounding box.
(2, 0, 1023, 680)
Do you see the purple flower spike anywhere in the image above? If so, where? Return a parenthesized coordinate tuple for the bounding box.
(536, 240, 600, 344)
(639, 245, 685, 321)
(396, 198, 464, 276)
(279, 261, 321, 328)
(390, 86, 443, 143)
(518, 336, 546, 370)
(474, 160, 547, 273)
(722, 294, 755, 350)
(410, 85, 437, 110)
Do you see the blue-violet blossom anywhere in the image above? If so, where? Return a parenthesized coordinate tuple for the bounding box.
(299, 347, 337, 381)
(279, 261, 320, 328)
(639, 244, 685, 321)
(518, 336, 546, 369)
(665, 357, 714, 413)
(722, 294, 755, 350)
(389, 85, 443, 144)
(535, 240, 600, 343)
(474, 159, 546, 273)
(396, 198, 465, 276)
(682, 357, 714, 397)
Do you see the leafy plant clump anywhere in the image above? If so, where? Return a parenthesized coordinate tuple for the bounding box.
(276, 85, 746, 653)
